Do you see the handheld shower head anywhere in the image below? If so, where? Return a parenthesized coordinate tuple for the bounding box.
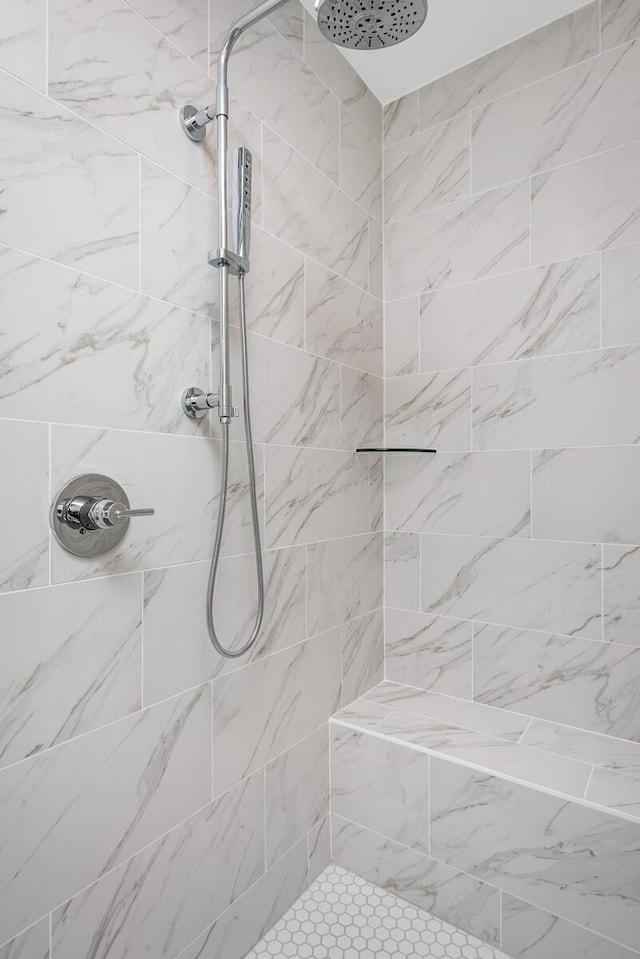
(315, 0, 428, 50)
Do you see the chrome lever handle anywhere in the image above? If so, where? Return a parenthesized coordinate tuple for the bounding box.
(88, 500, 155, 530)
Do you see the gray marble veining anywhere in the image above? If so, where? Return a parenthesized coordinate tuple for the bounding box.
(385, 531, 420, 612)
(128, 0, 207, 65)
(0, 0, 46, 90)
(383, 92, 419, 146)
(340, 367, 383, 451)
(385, 369, 472, 451)
(0, 918, 49, 959)
(340, 106, 382, 221)
(586, 767, 640, 819)
(385, 609, 472, 698)
(306, 533, 383, 637)
(601, 0, 640, 50)
(385, 297, 420, 377)
(521, 719, 640, 779)
(604, 544, 640, 646)
(342, 608, 384, 705)
(308, 817, 331, 881)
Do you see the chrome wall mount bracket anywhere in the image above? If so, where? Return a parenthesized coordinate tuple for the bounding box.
(50, 474, 155, 558)
(182, 386, 238, 421)
(179, 104, 207, 142)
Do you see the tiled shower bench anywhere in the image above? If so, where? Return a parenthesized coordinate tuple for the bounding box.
(330, 682, 640, 959)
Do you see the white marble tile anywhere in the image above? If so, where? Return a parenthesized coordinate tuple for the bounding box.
(473, 346, 640, 450)
(143, 544, 306, 703)
(385, 297, 420, 377)
(0, 686, 211, 944)
(473, 40, 640, 193)
(386, 182, 530, 299)
(140, 160, 219, 319)
(368, 452, 384, 532)
(0, 247, 209, 434)
(521, 719, 640, 779)
(420, 256, 600, 370)
(210, 0, 303, 60)
(342, 608, 384, 705)
(533, 447, 640, 544)
(0, 419, 48, 595)
(0, 0, 45, 90)
(385, 370, 472, 451)
(602, 243, 640, 347)
(128, 0, 207, 65)
(331, 724, 430, 855)
(363, 682, 530, 742)
(340, 367, 383, 451)
(385, 452, 531, 538)
(263, 129, 369, 289)
(532, 140, 640, 264)
(307, 532, 383, 636)
(308, 816, 331, 882)
(502, 894, 639, 959)
(383, 92, 419, 146)
(264, 445, 370, 548)
(265, 726, 329, 865)
(48, 0, 218, 198)
(385, 531, 420, 612)
(52, 771, 263, 959)
(305, 259, 383, 376)
(418, 4, 599, 129)
(586, 767, 640, 818)
(211, 630, 341, 794)
(340, 106, 382, 221)
(384, 116, 469, 223)
(601, 0, 640, 50)
(0, 69, 138, 286)
(0, 918, 49, 959)
(474, 623, 640, 741)
(368, 215, 384, 299)
(429, 758, 640, 951)
(331, 816, 500, 945)
(604, 544, 640, 646)
(420, 534, 602, 639)
(175, 838, 309, 959)
(332, 697, 394, 731)
(385, 610, 472, 698)
(0, 574, 141, 768)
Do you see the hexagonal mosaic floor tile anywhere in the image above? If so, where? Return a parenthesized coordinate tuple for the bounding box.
(244, 864, 511, 958)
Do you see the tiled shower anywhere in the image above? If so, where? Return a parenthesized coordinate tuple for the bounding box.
(1, 0, 639, 957)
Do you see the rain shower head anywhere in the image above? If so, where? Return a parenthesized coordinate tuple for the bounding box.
(315, 0, 428, 50)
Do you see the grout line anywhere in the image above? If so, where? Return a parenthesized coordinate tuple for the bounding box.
(498, 889, 503, 948)
(582, 763, 596, 800)
(140, 572, 145, 709)
(601, 543, 606, 642)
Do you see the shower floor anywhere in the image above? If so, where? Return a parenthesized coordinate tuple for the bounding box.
(245, 864, 511, 959)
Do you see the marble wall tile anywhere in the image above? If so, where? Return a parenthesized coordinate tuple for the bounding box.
(503, 895, 639, 959)
(264, 445, 370, 548)
(0, 919, 49, 959)
(0, 247, 209, 434)
(420, 256, 600, 371)
(308, 816, 331, 882)
(331, 816, 500, 945)
(230, 225, 305, 349)
(263, 129, 369, 289)
(521, 719, 640, 778)
(0, 574, 141, 769)
(586, 767, 640, 818)
(0, 0, 46, 90)
(307, 533, 383, 636)
(0, 69, 138, 286)
(385, 182, 530, 299)
(532, 140, 640, 264)
(385, 452, 531, 537)
(265, 726, 329, 866)
(420, 534, 602, 639)
(384, 92, 419, 145)
(331, 724, 430, 854)
(385, 297, 420, 377)
(143, 544, 306, 703)
(385, 369, 472, 450)
(601, 0, 640, 50)
(385, 531, 420, 612)
(48, 0, 218, 198)
(128, 0, 208, 66)
(429, 758, 640, 951)
(52, 772, 263, 959)
(210, 0, 303, 60)
(50, 426, 262, 582)
(384, 116, 469, 223)
(473, 41, 640, 193)
(602, 243, 640, 347)
(418, 3, 599, 129)
(340, 367, 383, 451)
(385, 609, 472, 698)
(474, 622, 640, 740)
(368, 453, 384, 531)
(473, 346, 640, 450)
(0, 686, 211, 944)
(140, 160, 219, 318)
(340, 106, 382, 221)
(0, 419, 49, 595)
(175, 838, 309, 959)
(532, 447, 640, 544)
(368, 216, 384, 299)
(334, 697, 393, 731)
(342, 608, 384, 705)
(305, 260, 383, 375)
(604, 544, 640, 646)
(211, 630, 341, 794)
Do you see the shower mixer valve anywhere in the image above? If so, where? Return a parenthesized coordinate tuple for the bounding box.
(182, 386, 238, 421)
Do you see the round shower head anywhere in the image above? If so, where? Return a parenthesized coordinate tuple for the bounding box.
(315, 0, 428, 50)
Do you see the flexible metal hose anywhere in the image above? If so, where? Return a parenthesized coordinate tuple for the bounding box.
(206, 272, 265, 658)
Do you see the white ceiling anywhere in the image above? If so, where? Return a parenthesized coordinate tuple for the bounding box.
(304, 0, 595, 104)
